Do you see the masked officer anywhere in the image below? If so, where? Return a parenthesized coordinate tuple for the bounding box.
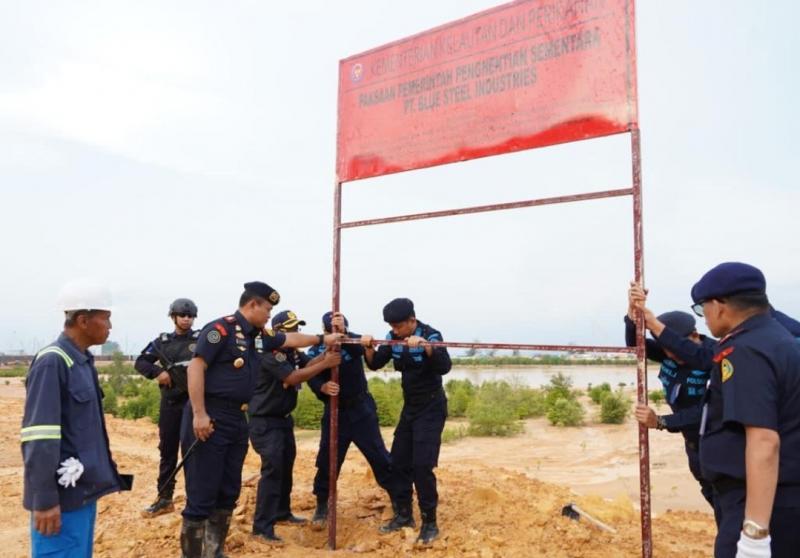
(21, 280, 131, 557)
(135, 298, 200, 517)
(629, 282, 800, 371)
(180, 282, 342, 557)
(249, 310, 341, 543)
(365, 298, 451, 545)
(306, 311, 395, 529)
(624, 289, 716, 506)
(691, 263, 800, 558)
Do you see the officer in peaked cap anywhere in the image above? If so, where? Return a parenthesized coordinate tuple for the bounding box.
(623, 289, 716, 507)
(248, 309, 341, 543)
(179, 282, 343, 557)
(365, 298, 451, 545)
(689, 263, 800, 558)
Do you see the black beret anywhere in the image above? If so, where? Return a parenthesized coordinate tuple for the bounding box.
(690, 262, 765, 304)
(383, 298, 415, 323)
(243, 281, 280, 305)
(656, 311, 696, 338)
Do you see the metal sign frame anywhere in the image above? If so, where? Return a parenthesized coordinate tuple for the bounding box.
(328, 2, 650, 556)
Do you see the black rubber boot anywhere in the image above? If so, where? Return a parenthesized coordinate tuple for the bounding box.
(379, 500, 415, 533)
(142, 497, 174, 517)
(416, 507, 439, 544)
(203, 509, 232, 558)
(311, 498, 328, 531)
(180, 518, 205, 558)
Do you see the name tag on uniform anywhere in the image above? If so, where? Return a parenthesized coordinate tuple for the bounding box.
(255, 337, 263, 350)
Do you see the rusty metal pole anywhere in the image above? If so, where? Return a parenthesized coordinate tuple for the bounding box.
(631, 128, 652, 558)
(328, 180, 342, 550)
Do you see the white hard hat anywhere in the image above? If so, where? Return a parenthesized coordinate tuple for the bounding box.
(58, 279, 113, 312)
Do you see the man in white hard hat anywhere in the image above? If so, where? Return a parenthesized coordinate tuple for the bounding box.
(21, 280, 130, 557)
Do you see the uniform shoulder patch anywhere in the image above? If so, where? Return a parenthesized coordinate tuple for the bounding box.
(160, 332, 170, 342)
(224, 316, 236, 323)
(207, 330, 222, 344)
(712, 346, 735, 363)
(721, 358, 734, 382)
(273, 351, 287, 362)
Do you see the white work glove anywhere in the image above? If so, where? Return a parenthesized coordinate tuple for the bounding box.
(736, 531, 771, 558)
(56, 457, 84, 488)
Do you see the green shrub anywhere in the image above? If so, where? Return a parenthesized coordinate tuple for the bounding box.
(118, 381, 161, 423)
(600, 390, 632, 424)
(544, 372, 576, 408)
(292, 387, 324, 429)
(445, 379, 476, 417)
(546, 397, 585, 427)
(368, 377, 403, 427)
(102, 385, 119, 416)
(510, 385, 547, 418)
(648, 389, 665, 404)
(0, 366, 27, 377)
(441, 425, 468, 444)
(588, 382, 612, 404)
(467, 381, 523, 436)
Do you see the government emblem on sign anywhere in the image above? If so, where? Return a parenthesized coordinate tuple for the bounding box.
(351, 63, 363, 83)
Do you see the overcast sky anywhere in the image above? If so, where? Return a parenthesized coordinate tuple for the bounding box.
(1, 0, 798, 355)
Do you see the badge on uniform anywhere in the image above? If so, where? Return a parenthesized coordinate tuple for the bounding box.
(255, 337, 263, 351)
(188, 344, 197, 352)
(274, 352, 286, 362)
(207, 330, 221, 344)
(234, 357, 245, 369)
(721, 359, 734, 382)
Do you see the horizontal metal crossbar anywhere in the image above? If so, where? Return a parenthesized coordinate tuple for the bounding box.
(339, 337, 635, 354)
(340, 187, 633, 229)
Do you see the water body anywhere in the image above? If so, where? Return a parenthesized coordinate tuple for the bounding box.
(367, 364, 662, 390)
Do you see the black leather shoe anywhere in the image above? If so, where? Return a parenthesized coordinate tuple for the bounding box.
(142, 498, 174, 517)
(253, 529, 284, 544)
(276, 513, 307, 525)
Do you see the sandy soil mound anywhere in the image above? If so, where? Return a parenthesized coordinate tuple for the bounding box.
(0, 394, 714, 557)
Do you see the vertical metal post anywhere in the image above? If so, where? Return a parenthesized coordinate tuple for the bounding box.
(631, 128, 652, 558)
(328, 180, 342, 550)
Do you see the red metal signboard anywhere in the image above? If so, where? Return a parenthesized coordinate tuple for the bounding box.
(337, 0, 638, 182)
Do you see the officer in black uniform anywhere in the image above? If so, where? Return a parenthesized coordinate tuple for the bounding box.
(623, 299, 715, 506)
(306, 311, 395, 529)
(249, 309, 341, 543)
(135, 298, 199, 517)
(180, 282, 342, 558)
(365, 298, 451, 545)
(691, 263, 800, 558)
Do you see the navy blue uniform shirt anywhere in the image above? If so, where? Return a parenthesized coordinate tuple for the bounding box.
(193, 311, 286, 404)
(307, 333, 368, 403)
(625, 316, 714, 432)
(700, 313, 800, 487)
(21, 334, 122, 512)
(249, 349, 306, 417)
(367, 321, 451, 403)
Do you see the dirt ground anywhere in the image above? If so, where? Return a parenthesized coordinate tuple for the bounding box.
(0, 380, 715, 557)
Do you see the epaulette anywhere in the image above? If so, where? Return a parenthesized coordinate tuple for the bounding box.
(213, 322, 229, 336)
(262, 328, 276, 337)
(160, 332, 171, 342)
(712, 346, 735, 364)
(191, 330, 201, 339)
(224, 315, 236, 323)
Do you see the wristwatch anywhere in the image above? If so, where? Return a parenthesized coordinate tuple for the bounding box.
(742, 519, 769, 540)
(655, 416, 667, 431)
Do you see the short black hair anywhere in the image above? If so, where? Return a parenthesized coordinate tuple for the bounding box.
(239, 290, 267, 308)
(722, 291, 770, 312)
